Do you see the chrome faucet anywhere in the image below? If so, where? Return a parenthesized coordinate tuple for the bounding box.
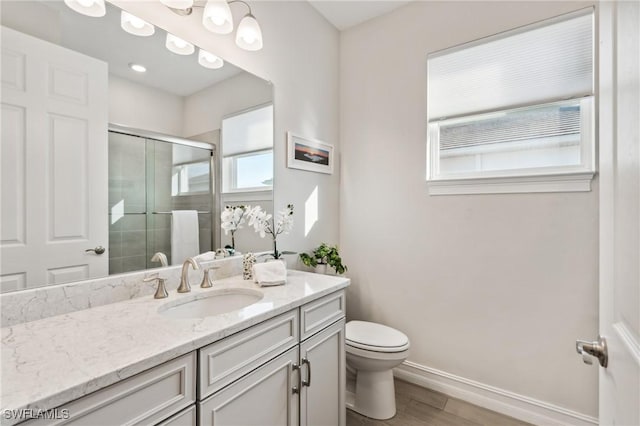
(177, 258, 200, 293)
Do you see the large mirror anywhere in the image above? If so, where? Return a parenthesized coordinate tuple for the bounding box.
(0, 0, 274, 293)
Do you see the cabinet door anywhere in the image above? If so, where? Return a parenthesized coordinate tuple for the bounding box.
(299, 319, 346, 426)
(155, 405, 196, 426)
(199, 346, 300, 426)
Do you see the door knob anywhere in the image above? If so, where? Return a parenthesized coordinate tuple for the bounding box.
(576, 335, 608, 368)
(85, 246, 106, 255)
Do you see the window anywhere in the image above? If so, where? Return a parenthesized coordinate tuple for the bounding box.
(172, 161, 211, 196)
(221, 104, 273, 193)
(427, 8, 595, 195)
(222, 149, 273, 192)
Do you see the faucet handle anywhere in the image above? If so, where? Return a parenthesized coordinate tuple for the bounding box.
(200, 267, 219, 288)
(143, 273, 159, 283)
(153, 278, 169, 299)
(143, 274, 168, 299)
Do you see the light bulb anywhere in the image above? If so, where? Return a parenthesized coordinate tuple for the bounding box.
(235, 14, 263, 51)
(198, 49, 224, 69)
(166, 33, 195, 55)
(241, 32, 256, 45)
(121, 11, 155, 36)
(129, 16, 144, 29)
(202, 0, 233, 34)
(77, 0, 96, 7)
(64, 0, 105, 17)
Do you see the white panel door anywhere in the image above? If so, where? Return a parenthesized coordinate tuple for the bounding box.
(199, 346, 300, 426)
(0, 26, 108, 291)
(299, 319, 346, 426)
(597, 1, 640, 424)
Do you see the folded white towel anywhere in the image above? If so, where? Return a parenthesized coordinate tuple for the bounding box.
(252, 261, 287, 286)
(171, 210, 200, 265)
(194, 251, 217, 263)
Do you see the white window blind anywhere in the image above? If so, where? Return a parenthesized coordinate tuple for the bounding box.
(222, 104, 273, 156)
(427, 8, 594, 121)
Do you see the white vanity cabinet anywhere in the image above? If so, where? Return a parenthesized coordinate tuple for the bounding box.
(17, 289, 345, 426)
(198, 290, 346, 426)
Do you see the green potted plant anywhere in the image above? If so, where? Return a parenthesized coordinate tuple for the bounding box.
(299, 243, 347, 275)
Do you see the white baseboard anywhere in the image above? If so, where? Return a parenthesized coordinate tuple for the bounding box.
(394, 361, 598, 426)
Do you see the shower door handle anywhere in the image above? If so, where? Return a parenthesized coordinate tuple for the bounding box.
(85, 246, 106, 255)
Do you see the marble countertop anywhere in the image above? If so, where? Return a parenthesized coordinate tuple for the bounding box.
(1, 271, 349, 420)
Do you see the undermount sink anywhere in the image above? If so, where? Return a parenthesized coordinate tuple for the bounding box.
(159, 288, 264, 319)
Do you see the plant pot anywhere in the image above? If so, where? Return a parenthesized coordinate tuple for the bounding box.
(314, 264, 327, 274)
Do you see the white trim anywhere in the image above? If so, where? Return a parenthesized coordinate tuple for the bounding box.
(221, 190, 273, 203)
(394, 361, 598, 426)
(613, 321, 640, 367)
(427, 172, 595, 195)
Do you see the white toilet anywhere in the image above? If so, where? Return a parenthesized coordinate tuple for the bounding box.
(345, 320, 410, 420)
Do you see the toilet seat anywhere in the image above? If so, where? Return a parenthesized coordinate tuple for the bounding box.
(346, 320, 410, 353)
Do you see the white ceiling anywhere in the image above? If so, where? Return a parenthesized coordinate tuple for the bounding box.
(308, 0, 412, 31)
(29, 1, 244, 97)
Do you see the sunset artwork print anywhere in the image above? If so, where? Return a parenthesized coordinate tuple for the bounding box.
(287, 132, 334, 174)
(294, 143, 330, 166)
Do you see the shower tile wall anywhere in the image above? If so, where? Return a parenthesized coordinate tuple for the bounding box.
(109, 133, 147, 274)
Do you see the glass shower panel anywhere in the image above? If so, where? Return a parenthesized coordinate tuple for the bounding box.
(108, 132, 147, 274)
(147, 139, 213, 267)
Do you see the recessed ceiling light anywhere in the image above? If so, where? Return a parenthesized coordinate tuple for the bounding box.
(129, 63, 147, 73)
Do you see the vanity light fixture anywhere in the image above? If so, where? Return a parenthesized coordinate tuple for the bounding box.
(166, 33, 195, 55)
(164, 0, 263, 51)
(160, 0, 194, 10)
(198, 49, 224, 69)
(63, 0, 105, 17)
(129, 63, 147, 73)
(121, 11, 155, 36)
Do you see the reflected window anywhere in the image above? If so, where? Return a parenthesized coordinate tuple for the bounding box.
(172, 161, 211, 195)
(222, 104, 273, 193)
(223, 149, 273, 192)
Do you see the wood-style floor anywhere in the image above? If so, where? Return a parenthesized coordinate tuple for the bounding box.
(346, 379, 534, 426)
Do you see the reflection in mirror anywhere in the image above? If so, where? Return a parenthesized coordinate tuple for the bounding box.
(0, 0, 274, 293)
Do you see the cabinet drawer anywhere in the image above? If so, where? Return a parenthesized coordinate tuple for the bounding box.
(156, 405, 196, 426)
(24, 352, 196, 426)
(198, 310, 299, 399)
(300, 290, 345, 341)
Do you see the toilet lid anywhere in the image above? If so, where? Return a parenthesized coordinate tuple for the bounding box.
(346, 321, 410, 352)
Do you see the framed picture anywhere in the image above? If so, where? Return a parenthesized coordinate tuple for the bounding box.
(286, 132, 334, 174)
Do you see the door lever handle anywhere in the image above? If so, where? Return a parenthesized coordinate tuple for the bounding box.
(576, 335, 608, 368)
(85, 246, 106, 255)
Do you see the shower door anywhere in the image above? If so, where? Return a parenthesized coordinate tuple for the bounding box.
(146, 139, 214, 267)
(108, 131, 214, 274)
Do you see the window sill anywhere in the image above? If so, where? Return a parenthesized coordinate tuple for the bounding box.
(222, 190, 273, 203)
(427, 172, 595, 195)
